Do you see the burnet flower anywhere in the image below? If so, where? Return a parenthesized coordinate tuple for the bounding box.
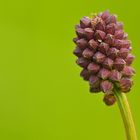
(73, 11, 135, 106)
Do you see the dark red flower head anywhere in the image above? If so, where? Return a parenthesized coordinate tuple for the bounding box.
(73, 10, 135, 106)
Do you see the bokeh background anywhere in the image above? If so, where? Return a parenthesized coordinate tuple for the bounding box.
(0, 0, 139, 140)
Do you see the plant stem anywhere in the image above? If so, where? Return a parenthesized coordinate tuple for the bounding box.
(114, 88, 137, 140)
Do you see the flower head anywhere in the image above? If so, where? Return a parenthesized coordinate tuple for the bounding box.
(73, 10, 135, 105)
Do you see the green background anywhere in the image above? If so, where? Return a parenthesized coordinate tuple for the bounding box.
(0, 0, 139, 139)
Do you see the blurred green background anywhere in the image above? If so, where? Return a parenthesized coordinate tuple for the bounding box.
(0, 0, 139, 140)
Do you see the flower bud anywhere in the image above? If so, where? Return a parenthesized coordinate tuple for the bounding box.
(89, 39, 98, 51)
(125, 54, 135, 65)
(76, 39, 88, 49)
(94, 30, 106, 40)
(89, 75, 100, 88)
(120, 78, 133, 93)
(100, 80, 113, 93)
(115, 30, 124, 39)
(105, 15, 117, 24)
(96, 22, 105, 31)
(80, 17, 91, 28)
(107, 47, 119, 60)
(114, 58, 126, 71)
(121, 40, 131, 49)
(98, 42, 109, 54)
(82, 48, 94, 59)
(114, 40, 131, 49)
(122, 66, 135, 77)
(101, 10, 110, 20)
(115, 22, 123, 30)
(110, 70, 122, 82)
(98, 68, 111, 79)
(76, 57, 90, 68)
(113, 39, 122, 49)
(87, 63, 100, 73)
(104, 34, 115, 45)
(76, 27, 85, 38)
(84, 28, 94, 40)
(103, 58, 114, 69)
(80, 69, 90, 81)
(73, 46, 83, 57)
(93, 52, 106, 63)
(106, 23, 116, 35)
(103, 94, 116, 106)
(118, 48, 129, 59)
(91, 16, 103, 29)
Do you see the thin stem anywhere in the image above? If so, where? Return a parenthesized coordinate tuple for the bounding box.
(114, 88, 137, 140)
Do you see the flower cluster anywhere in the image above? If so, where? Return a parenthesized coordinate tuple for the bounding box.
(73, 11, 135, 105)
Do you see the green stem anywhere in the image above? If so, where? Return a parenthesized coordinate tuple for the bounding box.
(114, 88, 137, 140)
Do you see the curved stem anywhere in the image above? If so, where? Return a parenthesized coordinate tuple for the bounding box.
(114, 88, 137, 140)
